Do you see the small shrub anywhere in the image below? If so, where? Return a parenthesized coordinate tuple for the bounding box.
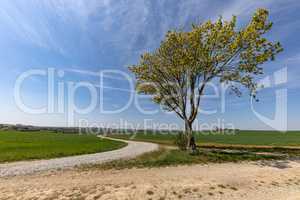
(174, 133, 188, 150)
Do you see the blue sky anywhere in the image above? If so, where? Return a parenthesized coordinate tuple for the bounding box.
(0, 0, 299, 130)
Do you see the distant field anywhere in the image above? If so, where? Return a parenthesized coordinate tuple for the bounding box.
(111, 131, 300, 147)
(0, 131, 126, 162)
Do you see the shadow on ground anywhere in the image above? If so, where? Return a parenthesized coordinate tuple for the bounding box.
(255, 159, 300, 169)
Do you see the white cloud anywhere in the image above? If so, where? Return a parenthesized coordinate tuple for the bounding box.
(0, 0, 111, 55)
(220, 0, 272, 20)
(287, 53, 300, 62)
(65, 68, 132, 81)
(0, 0, 297, 65)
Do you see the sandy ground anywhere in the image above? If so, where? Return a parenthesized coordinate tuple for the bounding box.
(0, 160, 300, 200)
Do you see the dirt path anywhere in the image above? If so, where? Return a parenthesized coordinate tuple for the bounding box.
(0, 159, 299, 199)
(0, 137, 158, 177)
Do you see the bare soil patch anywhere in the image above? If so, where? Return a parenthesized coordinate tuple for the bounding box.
(0, 160, 300, 199)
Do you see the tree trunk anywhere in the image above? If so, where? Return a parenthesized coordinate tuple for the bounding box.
(185, 120, 193, 149)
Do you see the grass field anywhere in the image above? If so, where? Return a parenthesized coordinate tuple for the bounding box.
(111, 130, 300, 147)
(0, 131, 126, 162)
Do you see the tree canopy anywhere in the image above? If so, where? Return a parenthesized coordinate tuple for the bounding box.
(129, 8, 282, 147)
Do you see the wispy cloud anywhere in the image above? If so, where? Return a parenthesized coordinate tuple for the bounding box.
(221, 0, 265, 20)
(0, 0, 292, 61)
(0, 0, 110, 56)
(65, 68, 132, 81)
(287, 53, 300, 62)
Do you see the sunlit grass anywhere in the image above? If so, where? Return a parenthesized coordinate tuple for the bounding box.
(111, 130, 300, 147)
(0, 130, 126, 162)
(83, 147, 282, 170)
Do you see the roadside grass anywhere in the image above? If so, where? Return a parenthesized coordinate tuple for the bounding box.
(0, 130, 126, 162)
(110, 131, 300, 147)
(82, 147, 284, 170)
(96, 131, 300, 170)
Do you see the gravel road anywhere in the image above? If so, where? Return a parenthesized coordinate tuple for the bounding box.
(1, 160, 300, 199)
(0, 137, 158, 177)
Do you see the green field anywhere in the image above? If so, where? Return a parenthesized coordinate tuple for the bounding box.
(111, 130, 300, 147)
(0, 131, 126, 162)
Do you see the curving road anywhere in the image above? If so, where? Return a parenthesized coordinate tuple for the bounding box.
(0, 136, 158, 177)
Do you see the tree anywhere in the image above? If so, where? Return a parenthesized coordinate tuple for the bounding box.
(129, 9, 283, 149)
